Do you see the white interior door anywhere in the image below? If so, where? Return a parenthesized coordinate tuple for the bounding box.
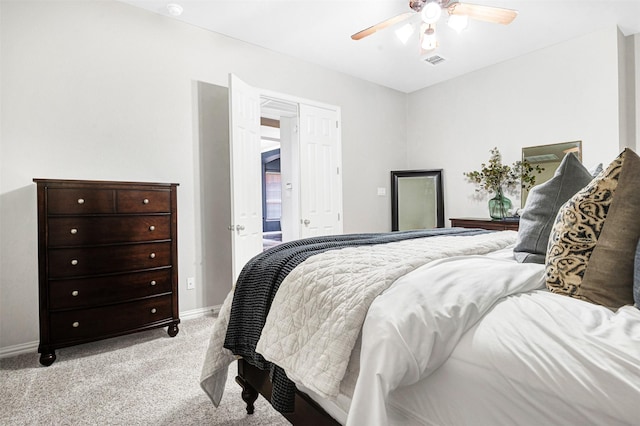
(229, 74, 263, 281)
(299, 104, 343, 238)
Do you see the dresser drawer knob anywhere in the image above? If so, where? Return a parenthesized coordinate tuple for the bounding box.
(150, 280, 157, 286)
(70, 228, 78, 234)
(71, 290, 79, 296)
(149, 253, 156, 259)
(149, 225, 156, 231)
(77, 198, 85, 205)
(70, 259, 79, 266)
(150, 308, 157, 314)
(72, 322, 80, 328)
(143, 198, 150, 204)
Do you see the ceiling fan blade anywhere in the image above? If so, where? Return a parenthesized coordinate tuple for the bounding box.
(351, 12, 414, 40)
(448, 3, 518, 25)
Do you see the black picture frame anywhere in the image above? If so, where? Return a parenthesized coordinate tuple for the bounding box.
(391, 169, 444, 231)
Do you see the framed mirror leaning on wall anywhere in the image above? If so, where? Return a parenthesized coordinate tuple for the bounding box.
(391, 169, 444, 231)
(521, 141, 582, 207)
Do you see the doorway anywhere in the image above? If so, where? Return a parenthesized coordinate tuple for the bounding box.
(259, 98, 298, 250)
(228, 75, 343, 281)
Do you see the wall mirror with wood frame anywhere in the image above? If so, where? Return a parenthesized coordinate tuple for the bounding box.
(391, 169, 444, 231)
(521, 141, 582, 207)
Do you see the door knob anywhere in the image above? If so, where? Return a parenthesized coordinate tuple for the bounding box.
(303, 219, 310, 226)
(236, 224, 245, 231)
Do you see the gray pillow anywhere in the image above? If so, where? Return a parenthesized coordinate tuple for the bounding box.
(514, 153, 593, 263)
(589, 162, 603, 177)
(635, 239, 640, 309)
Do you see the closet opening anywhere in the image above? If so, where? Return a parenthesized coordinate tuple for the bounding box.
(260, 98, 298, 250)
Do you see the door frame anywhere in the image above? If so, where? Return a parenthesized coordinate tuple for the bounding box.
(260, 88, 344, 240)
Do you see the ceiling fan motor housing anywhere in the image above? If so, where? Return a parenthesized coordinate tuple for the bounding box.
(409, 0, 454, 13)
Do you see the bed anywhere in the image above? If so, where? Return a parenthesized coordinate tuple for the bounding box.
(200, 148, 640, 425)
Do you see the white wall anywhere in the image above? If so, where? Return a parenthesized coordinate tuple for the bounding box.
(0, 0, 407, 351)
(406, 27, 625, 222)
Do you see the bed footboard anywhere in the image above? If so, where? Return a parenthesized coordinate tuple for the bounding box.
(236, 359, 341, 425)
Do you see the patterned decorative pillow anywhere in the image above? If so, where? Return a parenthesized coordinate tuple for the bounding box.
(546, 148, 640, 308)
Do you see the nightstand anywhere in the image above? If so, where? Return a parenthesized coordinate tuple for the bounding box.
(450, 217, 520, 231)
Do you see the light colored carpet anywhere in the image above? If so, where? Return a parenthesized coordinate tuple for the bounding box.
(0, 315, 291, 425)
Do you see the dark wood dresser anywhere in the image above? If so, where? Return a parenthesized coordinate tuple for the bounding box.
(34, 179, 180, 366)
(450, 217, 520, 231)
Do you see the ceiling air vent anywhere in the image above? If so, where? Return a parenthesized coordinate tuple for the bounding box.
(424, 55, 446, 65)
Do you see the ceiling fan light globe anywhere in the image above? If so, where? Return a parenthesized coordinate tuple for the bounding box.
(421, 38, 438, 51)
(421, 2, 442, 24)
(448, 14, 468, 33)
(395, 23, 415, 44)
(421, 27, 438, 51)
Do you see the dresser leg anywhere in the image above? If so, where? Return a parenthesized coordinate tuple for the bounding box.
(39, 351, 56, 366)
(167, 322, 179, 337)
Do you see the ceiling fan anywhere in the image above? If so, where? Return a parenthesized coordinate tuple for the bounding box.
(351, 1, 518, 54)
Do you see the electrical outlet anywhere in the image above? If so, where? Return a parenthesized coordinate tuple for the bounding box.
(187, 277, 195, 290)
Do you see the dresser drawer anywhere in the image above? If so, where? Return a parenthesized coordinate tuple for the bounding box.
(117, 190, 171, 213)
(47, 189, 114, 214)
(50, 295, 173, 342)
(49, 269, 172, 310)
(450, 218, 519, 231)
(48, 216, 171, 246)
(48, 242, 172, 278)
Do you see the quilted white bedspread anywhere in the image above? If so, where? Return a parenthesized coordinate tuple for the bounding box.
(254, 231, 518, 399)
(200, 231, 517, 408)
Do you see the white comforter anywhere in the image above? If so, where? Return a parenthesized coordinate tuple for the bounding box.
(345, 254, 545, 425)
(396, 287, 640, 425)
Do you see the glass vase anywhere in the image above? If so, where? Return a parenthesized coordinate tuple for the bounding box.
(488, 188, 512, 220)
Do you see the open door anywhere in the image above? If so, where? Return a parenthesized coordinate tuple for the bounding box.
(229, 74, 263, 281)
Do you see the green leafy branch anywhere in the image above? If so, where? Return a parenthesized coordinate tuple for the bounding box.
(464, 147, 544, 196)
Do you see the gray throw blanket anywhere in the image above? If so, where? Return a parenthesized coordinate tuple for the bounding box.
(223, 227, 488, 413)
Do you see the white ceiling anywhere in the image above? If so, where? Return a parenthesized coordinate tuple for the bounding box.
(118, 0, 640, 93)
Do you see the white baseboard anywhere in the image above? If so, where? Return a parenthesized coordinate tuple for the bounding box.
(180, 305, 221, 320)
(0, 340, 39, 359)
(0, 305, 222, 359)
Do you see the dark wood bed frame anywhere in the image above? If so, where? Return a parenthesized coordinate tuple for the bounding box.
(235, 359, 341, 425)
